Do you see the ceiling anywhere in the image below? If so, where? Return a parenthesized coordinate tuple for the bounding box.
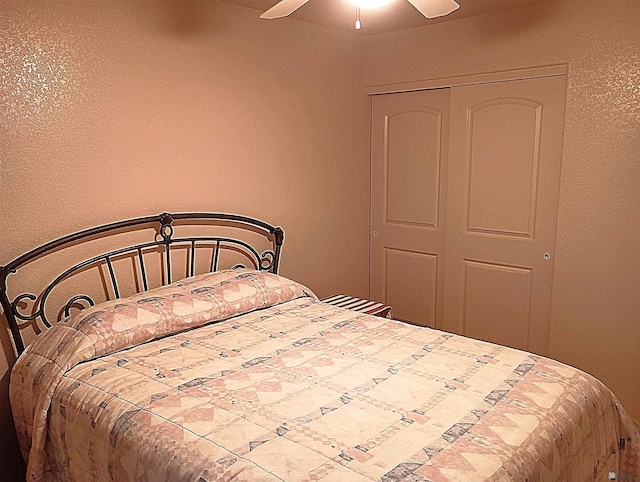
(223, 0, 551, 35)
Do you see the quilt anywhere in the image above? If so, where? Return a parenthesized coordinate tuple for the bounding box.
(10, 270, 639, 481)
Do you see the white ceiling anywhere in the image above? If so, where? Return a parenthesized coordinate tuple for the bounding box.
(223, 0, 551, 35)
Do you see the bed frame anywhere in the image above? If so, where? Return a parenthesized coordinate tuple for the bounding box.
(0, 212, 284, 356)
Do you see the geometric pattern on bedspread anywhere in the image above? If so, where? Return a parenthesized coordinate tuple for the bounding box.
(11, 275, 640, 481)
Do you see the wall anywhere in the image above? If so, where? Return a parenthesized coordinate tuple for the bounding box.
(2, 0, 638, 477)
(0, 1, 369, 477)
(365, 0, 640, 422)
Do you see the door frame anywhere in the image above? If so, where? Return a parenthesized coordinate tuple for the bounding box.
(366, 64, 567, 96)
(367, 64, 568, 311)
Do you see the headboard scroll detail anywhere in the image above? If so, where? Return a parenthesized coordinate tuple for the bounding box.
(0, 212, 285, 356)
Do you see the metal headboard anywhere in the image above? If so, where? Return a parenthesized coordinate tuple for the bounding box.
(0, 212, 285, 356)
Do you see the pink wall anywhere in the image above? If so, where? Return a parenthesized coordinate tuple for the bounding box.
(0, 1, 369, 477)
(365, 0, 640, 422)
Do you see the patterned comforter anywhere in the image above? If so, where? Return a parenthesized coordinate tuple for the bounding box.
(10, 270, 639, 481)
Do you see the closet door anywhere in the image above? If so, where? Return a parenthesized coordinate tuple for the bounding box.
(370, 89, 450, 327)
(442, 76, 566, 355)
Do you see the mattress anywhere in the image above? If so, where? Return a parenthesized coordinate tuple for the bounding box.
(10, 270, 639, 481)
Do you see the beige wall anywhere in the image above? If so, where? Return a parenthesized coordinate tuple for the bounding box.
(2, 0, 638, 477)
(0, 1, 369, 477)
(365, 0, 640, 422)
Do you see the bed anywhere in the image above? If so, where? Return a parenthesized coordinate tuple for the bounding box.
(2, 212, 638, 481)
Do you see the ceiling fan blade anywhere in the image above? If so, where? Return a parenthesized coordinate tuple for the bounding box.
(406, 0, 460, 19)
(260, 0, 312, 19)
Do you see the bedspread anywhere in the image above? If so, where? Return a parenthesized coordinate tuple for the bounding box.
(10, 270, 639, 481)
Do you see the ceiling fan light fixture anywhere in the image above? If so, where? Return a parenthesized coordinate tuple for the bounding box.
(348, 0, 393, 8)
(261, 0, 459, 21)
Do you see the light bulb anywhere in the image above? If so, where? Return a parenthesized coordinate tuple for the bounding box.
(348, 0, 393, 8)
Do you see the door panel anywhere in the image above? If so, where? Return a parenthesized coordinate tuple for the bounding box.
(443, 76, 566, 355)
(386, 110, 442, 228)
(371, 89, 450, 327)
(462, 260, 532, 350)
(384, 248, 437, 327)
(466, 100, 541, 237)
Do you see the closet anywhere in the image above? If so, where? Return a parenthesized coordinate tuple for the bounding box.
(370, 75, 566, 356)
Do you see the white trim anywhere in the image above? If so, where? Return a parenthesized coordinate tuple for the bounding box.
(366, 64, 568, 95)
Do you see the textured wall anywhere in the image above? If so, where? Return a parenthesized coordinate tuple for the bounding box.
(2, 0, 638, 477)
(0, 1, 369, 477)
(365, 0, 640, 422)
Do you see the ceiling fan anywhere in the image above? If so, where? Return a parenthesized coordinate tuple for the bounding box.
(260, 0, 460, 22)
